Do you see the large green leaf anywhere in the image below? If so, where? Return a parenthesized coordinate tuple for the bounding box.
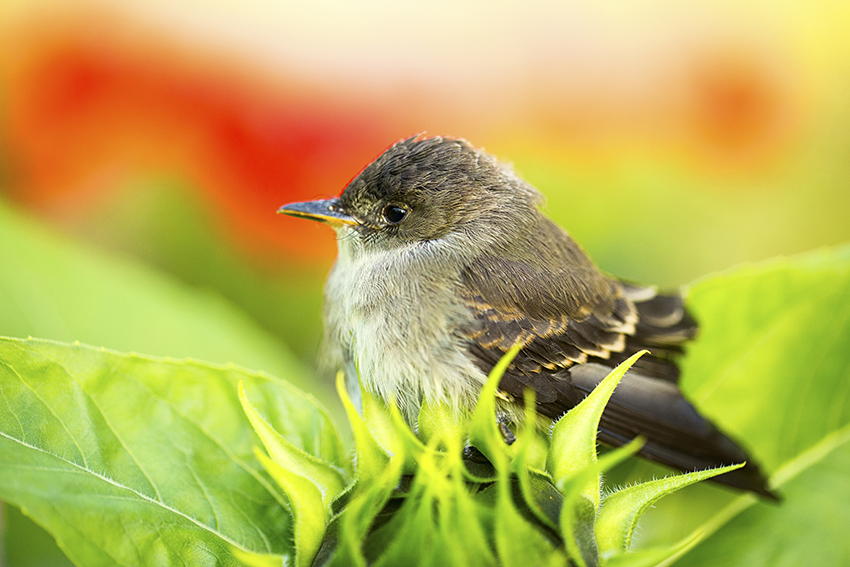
(679, 427, 850, 566)
(685, 246, 850, 470)
(627, 245, 850, 563)
(0, 337, 345, 566)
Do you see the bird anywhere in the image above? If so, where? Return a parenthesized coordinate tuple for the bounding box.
(278, 135, 774, 498)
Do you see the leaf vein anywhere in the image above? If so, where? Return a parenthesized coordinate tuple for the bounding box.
(0, 430, 254, 550)
(186, 457, 221, 531)
(0, 358, 88, 467)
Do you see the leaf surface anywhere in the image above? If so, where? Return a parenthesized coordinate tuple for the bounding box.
(625, 246, 850, 564)
(0, 338, 344, 566)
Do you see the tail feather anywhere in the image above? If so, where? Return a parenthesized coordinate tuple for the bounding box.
(570, 362, 777, 499)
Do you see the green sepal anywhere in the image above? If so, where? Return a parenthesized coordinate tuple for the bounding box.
(439, 448, 500, 567)
(361, 387, 401, 456)
(255, 450, 327, 567)
(386, 396, 429, 469)
(557, 439, 644, 567)
(469, 344, 522, 468)
(596, 462, 745, 557)
(326, 454, 406, 567)
(336, 372, 391, 482)
(359, 440, 500, 567)
(547, 351, 647, 507)
(418, 399, 470, 452)
(368, 469, 441, 566)
(239, 381, 346, 507)
(360, 384, 430, 474)
(512, 389, 561, 531)
(601, 525, 708, 567)
(561, 479, 599, 567)
(493, 444, 563, 567)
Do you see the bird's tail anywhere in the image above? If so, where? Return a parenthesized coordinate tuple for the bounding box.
(570, 362, 777, 500)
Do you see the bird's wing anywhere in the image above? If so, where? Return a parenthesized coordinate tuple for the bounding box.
(458, 248, 774, 498)
(458, 252, 693, 399)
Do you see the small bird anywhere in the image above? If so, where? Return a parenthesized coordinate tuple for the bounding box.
(279, 135, 773, 498)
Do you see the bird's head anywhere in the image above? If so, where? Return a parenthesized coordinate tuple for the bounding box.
(278, 136, 544, 257)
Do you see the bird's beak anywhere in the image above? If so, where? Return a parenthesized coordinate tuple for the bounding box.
(277, 198, 358, 228)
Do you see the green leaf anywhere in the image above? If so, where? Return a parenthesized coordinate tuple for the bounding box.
(0, 337, 342, 566)
(1, 504, 75, 567)
(0, 197, 340, 565)
(672, 426, 850, 567)
(230, 546, 284, 567)
(684, 246, 850, 471)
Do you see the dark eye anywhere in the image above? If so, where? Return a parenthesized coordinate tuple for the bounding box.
(382, 204, 408, 225)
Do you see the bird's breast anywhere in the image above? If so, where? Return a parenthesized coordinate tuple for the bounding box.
(323, 242, 487, 422)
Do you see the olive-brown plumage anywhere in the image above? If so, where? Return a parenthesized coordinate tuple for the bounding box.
(279, 135, 775, 499)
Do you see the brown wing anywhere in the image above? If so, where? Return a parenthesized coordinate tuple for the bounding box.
(459, 253, 775, 498)
(459, 258, 688, 407)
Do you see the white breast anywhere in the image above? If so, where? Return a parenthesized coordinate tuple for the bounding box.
(323, 235, 486, 423)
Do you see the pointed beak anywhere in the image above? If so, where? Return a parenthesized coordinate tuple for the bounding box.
(277, 198, 358, 228)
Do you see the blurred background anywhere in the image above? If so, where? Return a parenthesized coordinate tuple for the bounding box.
(3, 0, 850, 359)
(1, 0, 849, 563)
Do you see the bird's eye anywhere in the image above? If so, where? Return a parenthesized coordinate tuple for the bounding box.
(382, 204, 408, 225)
